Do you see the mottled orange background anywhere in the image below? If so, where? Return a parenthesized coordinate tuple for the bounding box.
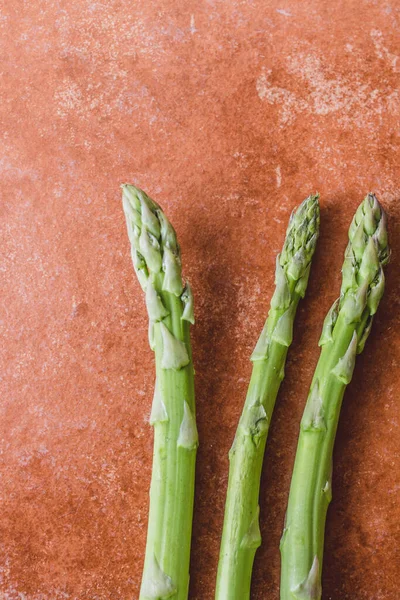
(1, 0, 400, 598)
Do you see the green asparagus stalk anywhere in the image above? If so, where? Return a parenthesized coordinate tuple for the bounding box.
(280, 193, 390, 600)
(122, 184, 197, 600)
(215, 195, 320, 600)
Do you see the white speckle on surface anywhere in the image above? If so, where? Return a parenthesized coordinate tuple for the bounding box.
(256, 47, 400, 127)
(256, 67, 307, 124)
(276, 8, 292, 16)
(190, 14, 197, 34)
(54, 79, 82, 117)
(275, 165, 282, 188)
(371, 29, 399, 72)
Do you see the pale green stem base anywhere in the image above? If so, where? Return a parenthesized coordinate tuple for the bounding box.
(215, 296, 300, 600)
(280, 311, 362, 599)
(140, 291, 196, 600)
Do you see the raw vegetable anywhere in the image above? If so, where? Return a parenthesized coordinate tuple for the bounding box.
(280, 193, 389, 600)
(122, 184, 197, 600)
(215, 195, 320, 600)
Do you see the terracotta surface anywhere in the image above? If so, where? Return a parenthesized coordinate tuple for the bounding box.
(1, 1, 400, 598)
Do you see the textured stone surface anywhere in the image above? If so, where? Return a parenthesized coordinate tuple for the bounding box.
(1, 1, 400, 598)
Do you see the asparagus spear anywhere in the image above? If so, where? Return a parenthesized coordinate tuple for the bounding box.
(280, 193, 390, 600)
(215, 195, 320, 600)
(122, 184, 197, 600)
